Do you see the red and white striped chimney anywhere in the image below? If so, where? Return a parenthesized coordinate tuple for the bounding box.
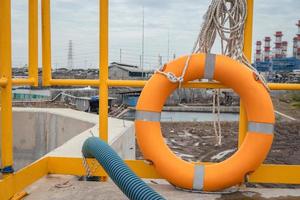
(296, 20, 300, 59)
(297, 36, 300, 59)
(293, 37, 298, 58)
(255, 41, 262, 62)
(274, 31, 283, 58)
(297, 20, 300, 36)
(281, 41, 288, 58)
(264, 37, 271, 61)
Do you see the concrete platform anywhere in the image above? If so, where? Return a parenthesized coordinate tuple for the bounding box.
(0, 108, 135, 170)
(23, 175, 300, 200)
(45, 109, 135, 159)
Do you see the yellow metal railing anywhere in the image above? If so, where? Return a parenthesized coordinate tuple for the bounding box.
(0, 0, 39, 172)
(0, 0, 13, 171)
(1, 0, 300, 199)
(11, 0, 39, 87)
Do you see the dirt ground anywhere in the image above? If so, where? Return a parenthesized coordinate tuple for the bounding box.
(136, 121, 300, 164)
(136, 92, 300, 164)
(135, 120, 300, 189)
(272, 91, 300, 119)
(135, 91, 300, 188)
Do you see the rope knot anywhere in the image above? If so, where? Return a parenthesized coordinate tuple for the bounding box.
(166, 72, 183, 83)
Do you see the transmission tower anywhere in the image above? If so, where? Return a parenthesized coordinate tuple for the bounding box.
(67, 40, 74, 70)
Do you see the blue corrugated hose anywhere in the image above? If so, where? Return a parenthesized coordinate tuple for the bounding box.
(82, 137, 165, 200)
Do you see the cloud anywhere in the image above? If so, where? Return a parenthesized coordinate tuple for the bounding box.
(10, 0, 300, 68)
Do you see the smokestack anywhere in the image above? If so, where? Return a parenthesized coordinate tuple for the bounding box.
(274, 31, 283, 59)
(297, 20, 300, 37)
(255, 41, 262, 62)
(297, 35, 300, 59)
(281, 41, 288, 58)
(264, 37, 271, 61)
(293, 37, 298, 58)
(296, 20, 300, 59)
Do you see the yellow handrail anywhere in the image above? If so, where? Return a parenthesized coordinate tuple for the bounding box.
(28, 0, 39, 87)
(11, 0, 38, 87)
(41, 0, 52, 86)
(0, 0, 14, 170)
(99, 0, 109, 141)
(1, 1, 300, 199)
(238, 0, 253, 146)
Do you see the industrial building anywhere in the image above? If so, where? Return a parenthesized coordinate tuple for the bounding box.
(254, 20, 300, 74)
(108, 62, 154, 80)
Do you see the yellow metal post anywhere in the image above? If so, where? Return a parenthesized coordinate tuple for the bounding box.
(0, 158, 49, 200)
(243, 0, 254, 61)
(0, 0, 14, 171)
(29, 0, 39, 87)
(238, 101, 247, 147)
(41, 0, 52, 86)
(11, 0, 38, 87)
(0, 1, 299, 196)
(238, 0, 253, 147)
(99, 0, 109, 142)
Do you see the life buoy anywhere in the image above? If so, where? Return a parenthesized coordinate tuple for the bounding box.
(135, 53, 274, 191)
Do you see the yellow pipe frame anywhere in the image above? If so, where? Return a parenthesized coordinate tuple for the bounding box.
(268, 83, 300, 90)
(0, 0, 14, 169)
(41, 0, 52, 86)
(12, 78, 35, 86)
(28, 0, 39, 87)
(99, 0, 109, 141)
(0, 158, 48, 200)
(0, 1, 296, 199)
(46, 157, 300, 184)
(50, 79, 99, 87)
(10, 0, 38, 87)
(1, 156, 300, 200)
(238, 0, 253, 147)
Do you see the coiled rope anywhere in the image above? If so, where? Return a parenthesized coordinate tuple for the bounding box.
(156, 0, 268, 146)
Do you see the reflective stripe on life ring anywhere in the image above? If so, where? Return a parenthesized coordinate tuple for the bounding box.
(135, 53, 275, 191)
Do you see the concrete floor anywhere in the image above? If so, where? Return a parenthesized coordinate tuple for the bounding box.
(23, 175, 300, 200)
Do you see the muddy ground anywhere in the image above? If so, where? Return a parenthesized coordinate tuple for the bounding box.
(135, 121, 300, 188)
(136, 121, 300, 164)
(135, 91, 300, 188)
(136, 92, 300, 164)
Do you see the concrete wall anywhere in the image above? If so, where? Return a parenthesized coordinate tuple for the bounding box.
(110, 125, 135, 160)
(0, 108, 135, 171)
(0, 109, 94, 170)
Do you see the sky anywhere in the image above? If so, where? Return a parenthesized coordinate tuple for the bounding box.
(11, 0, 300, 69)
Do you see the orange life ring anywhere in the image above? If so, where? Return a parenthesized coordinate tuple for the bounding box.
(135, 53, 274, 191)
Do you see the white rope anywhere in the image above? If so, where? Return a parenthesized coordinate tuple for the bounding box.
(156, 55, 192, 88)
(216, 89, 222, 146)
(193, 0, 268, 88)
(156, 0, 269, 146)
(212, 90, 218, 144)
(196, 0, 246, 146)
(156, 0, 268, 87)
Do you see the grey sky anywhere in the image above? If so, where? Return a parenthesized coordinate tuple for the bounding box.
(11, 0, 300, 69)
